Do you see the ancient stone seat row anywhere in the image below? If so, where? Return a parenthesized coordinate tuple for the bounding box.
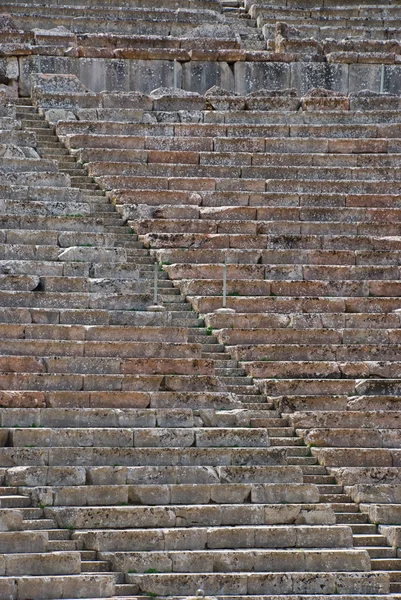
(78, 149, 401, 167)
(57, 120, 401, 139)
(67, 108, 401, 124)
(4, 4, 224, 38)
(3, 0, 219, 8)
(2, 81, 401, 597)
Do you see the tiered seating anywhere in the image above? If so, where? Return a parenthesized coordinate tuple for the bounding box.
(2, 0, 401, 586)
(239, 0, 401, 69)
(0, 0, 263, 55)
(0, 92, 122, 599)
(44, 81, 401, 569)
(0, 86, 390, 599)
(246, 0, 401, 48)
(1, 0, 224, 37)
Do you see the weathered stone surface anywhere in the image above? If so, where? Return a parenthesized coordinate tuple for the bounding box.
(3, 7, 401, 595)
(0, 510, 23, 532)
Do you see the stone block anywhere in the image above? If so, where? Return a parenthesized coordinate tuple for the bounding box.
(7, 465, 86, 486)
(0, 531, 47, 553)
(346, 484, 401, 504)
(313, 448, 393, 467)
(5, 551, 80, 576)
(0, 577, 16, 599)
(73, 528, 164, 552)
(0, 511, 23, 532)
(16, 574, 116, 599)
(165, 528, 208, 551)
(251, 483, 319, 504)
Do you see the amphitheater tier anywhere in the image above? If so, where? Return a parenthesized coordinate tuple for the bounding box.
(1, 1, 401, 599)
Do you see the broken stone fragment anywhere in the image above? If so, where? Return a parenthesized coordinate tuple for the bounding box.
(205, 86, 244, 110)
(44, 109, 77, 125)
(150, 87, 205, 110)
(0, 510, 23, 531)
(150, 87, 202, 99)
(301, 88, 349, 111)
(32, 25, 76, 47)
(351, 89, 399, 97)
(275, 22, 322, 54)
(0, 144, 39, 159)
(205, 85, 237, 97)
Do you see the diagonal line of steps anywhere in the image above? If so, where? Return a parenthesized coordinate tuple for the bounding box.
(14, 95, 401, 598)
(12, 97, 205, 582)
(0, 480, 116, 579)
(195, 332, 401, 595)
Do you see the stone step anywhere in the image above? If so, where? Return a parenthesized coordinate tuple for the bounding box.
(81, 550, 97, 560)
(349, 524, 378, 534)
(48, 529, 74, 540)
(220, 377, 254, 385)
(202, 352, 235, 361)
(215, 368, 247, 376)
(0, 307, 202, 327)
(320, 494, 353, 503)
(365, 547, 397, 559)
(300, 466, 327, 475)
(118, 593, 399, 600)
(270, 437, 303, 446)
(17, 483, 318, 507)
(99, 548, 369, 574)
(353, 534, 389, 547)
(9, 427, 271, 449)
(0, 486, 18, 495)
(0, 531, 47, 553)
(225, 385, 259, 395)
(124, 570, 386, 595)
(372, 558, 401, 570)
(253, 420, 290, 429)
(0, 446, 284, 466)
(81, 190, 106, 197)
(82, 560, 112, 572)
(238, 396, 268, 404)
(210, 359, 239, 369)
(0, 574, 115, 599)
(0, 291, 157, 310)
(56, 119, 401, 138)
(303, 475, 337, 484)
(0, 495, 31, 508)
(47, 539, 78, 551)
(8, 465, 303, 487)
(72, 524, 352, 552)
(0, 550, 81, 575)
(45, 503, 332, 530)
(0, 341, 208, 363)
(22, 518, 58, 530)
(287, 457, 318, 466)
(21, 119, 51, 129)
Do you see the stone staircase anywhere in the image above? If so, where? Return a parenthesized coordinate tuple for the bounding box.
(0, 0, 401, 590)
(0, 91, 394, 598)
